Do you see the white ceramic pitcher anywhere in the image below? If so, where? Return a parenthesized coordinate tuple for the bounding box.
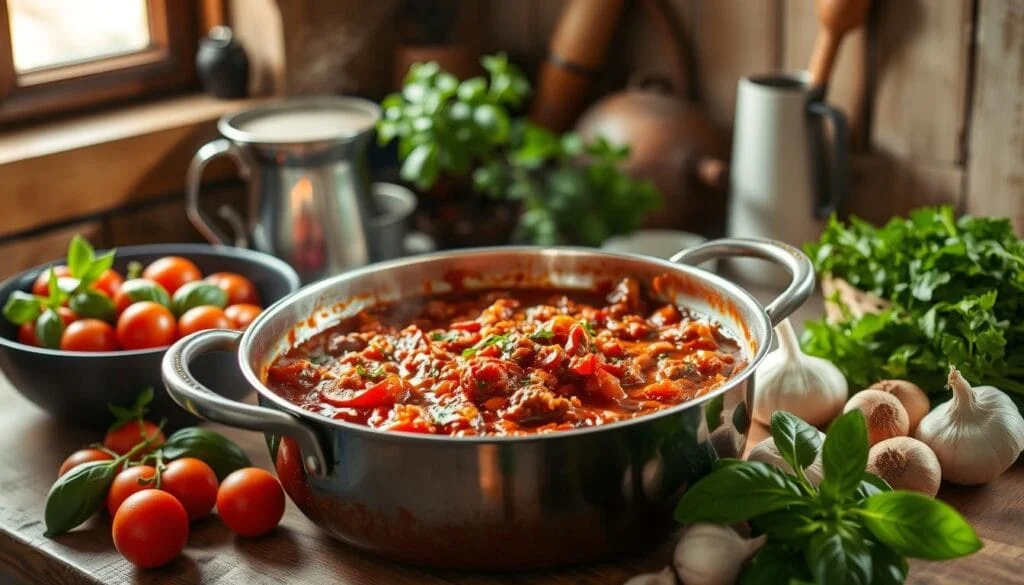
(727, 72, 848, 286)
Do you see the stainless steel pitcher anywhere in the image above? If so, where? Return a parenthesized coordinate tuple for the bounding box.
(186, 97, 381, 283)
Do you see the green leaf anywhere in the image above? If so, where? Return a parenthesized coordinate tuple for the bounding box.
(120, 279, 171, 308)
(749, 504, 823, 542)
(430, 331, 461, 343)
(457, 77, 487, 102)
(161, 428, 251, 480)
(171, 281, 228, 316)
(125, 261, 143, 280)
(35, 308, 64, 349)
(107, 388, 154, 430)
(44, 460, 119, 536)
(68, 289, 115, 322)
(740, 544, 809, 585)
(770, 410, 822, 472)
(860, 491, 982, 560)
(704, 394, 724, 432)
(820, 410, 869, 502)
(853, 472, 892, 501)
(528, 329, 554, 342)
(400, 143, 439, 189)
(675, 460, 805, 524)
(79, 250, 115, 286)
(805, 529, 872, 585)
(462, 334, 511, 358)
(355, 365, 385, 380)
(869, 540, 909, 585)
(3, 291, 42, 325)
(66, 235, 94, 279)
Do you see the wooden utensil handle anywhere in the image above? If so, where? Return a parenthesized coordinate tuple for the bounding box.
(808, 29, 839, 87)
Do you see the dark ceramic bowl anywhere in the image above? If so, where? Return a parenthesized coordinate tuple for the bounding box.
(0, 244, 300, 430)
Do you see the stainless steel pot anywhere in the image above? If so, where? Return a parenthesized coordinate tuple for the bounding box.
(161, 238, 813, 569)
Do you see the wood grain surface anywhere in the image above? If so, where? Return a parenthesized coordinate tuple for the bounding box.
(0, 291, 1021, 584)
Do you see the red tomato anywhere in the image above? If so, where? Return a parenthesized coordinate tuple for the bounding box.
(58, 448, 115, 477)
(142, 256, 201, 294)
(92, 269, 124, 298)
(224, 304, 262, 330)
(60, 319, 118, 352)
(112, 490, 189, 568)
(161, 458, 218, 521)
(31, 266, 70, 296)
(17, 307, 77, 347)
(206, 272, 260, 306)
(216, 468, 285, 537)
(116, 301, 176, 350)
(107, 465, 157, 516)
(177, 306, 231, 337)
(103, 420, 165, 456)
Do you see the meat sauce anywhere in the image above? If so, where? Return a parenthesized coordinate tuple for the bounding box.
(264, 277, 745, 436)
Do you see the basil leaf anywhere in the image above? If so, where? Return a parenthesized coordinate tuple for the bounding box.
(35, 308, 64, 348)
(356, 365, 385, 380)
(749, 504, 822, 542)
(3, 291, 42, 325)
(171, 281, 228, 316)
(462, 334, 510, 358)
(44, 460, 119, 536)
(675, 460, 805, 524)
(580, 320, 597, 336)
(853, 472, 892, 501)
(430, 331, 460, 342)
(869, 539, 909, 585)
(740, 544, 808, 585)
(120, 279, 171, 308)
(704, 394, 724, 432)
(528, 328, 554, 342)
(161, 427, 251, 480)
(806, 529, 872, 585)
(66, 235, 94, 279)
(860, 491, 982, 560)
(770, 410, 822, 472)
(68, 289, 115, 322)
(79, 250, 116, 286)
(820, 410, 869, 502)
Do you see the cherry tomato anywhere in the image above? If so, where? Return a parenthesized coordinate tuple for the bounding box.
(107, 465, 157, 516)
(116, 301, 176, 350)
(161, 458, 218, 521)
(112, 490, 189, 568)
(17, 307, 77, 347)
(216, 467, 285, 537)
(103, 420, 165, 456)
(177, 306, 231, 338)
(206, 272, 260, 306)
(142, 256, 202, 294)
(224, 304, 262, 330)
(91, 269, 124, 299)
(60, 319, 118, 352)
(58, 448, 115, 477)
(32, 266, 70, 296)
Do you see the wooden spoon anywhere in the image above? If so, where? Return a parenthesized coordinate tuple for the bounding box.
(808, 0, 870, 88)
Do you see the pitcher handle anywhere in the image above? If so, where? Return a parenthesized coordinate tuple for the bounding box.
(161, 329, 329, 477)
(186, 139, 250, 247)
(807, 100, 849, 218)
(670, 238, 815, 326)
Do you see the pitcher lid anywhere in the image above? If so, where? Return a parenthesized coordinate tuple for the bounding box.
(219, 96, 381, 146)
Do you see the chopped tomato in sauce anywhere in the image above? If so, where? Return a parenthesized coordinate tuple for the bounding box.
(264, 278, 744, 436)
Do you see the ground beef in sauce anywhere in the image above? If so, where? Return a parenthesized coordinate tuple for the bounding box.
(264, 277, 745, 436)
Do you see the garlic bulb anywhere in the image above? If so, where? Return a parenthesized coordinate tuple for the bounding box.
(752, 319, 848, 426)
(914, 366, 1024, 485)
(623, 567, 676, 585)
(869, 379, 931, 432)
(747, 434, 826, 486)
(674, 523, 765, 585)
(867, 436, 942, 496)
(844, 389, 910, 445)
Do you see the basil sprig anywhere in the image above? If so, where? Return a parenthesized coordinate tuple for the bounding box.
(160, 427, 251, 480)
(677, 410, 982, 585)
(171, 281, 227, 316)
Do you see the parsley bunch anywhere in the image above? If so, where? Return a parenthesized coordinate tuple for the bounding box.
(803, 207, 1024, 410)
(677, 411, 980, 584)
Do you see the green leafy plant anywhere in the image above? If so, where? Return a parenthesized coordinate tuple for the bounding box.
(377, 53, 660, 246)
(676, 410, 981, 584)
(802, 207, 1024, 411)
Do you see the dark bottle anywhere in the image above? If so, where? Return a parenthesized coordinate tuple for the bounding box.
(196, 26, 250, 99)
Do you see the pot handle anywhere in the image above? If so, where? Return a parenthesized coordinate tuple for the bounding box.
(670, 238, 815, 326)
(186, 138, 250, 248)
(161, 329, 328, 477)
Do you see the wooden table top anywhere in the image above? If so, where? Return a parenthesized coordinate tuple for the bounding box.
(1, 289, 1022, 584)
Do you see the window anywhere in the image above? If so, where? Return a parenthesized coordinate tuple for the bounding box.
(0, 0, 200, 126)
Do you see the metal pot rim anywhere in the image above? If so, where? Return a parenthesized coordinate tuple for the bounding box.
(234, 246, 776, 444)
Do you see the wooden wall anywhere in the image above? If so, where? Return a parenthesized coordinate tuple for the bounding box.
(482, 0, 1023, 232)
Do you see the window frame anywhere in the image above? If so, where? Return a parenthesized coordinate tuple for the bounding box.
(0, 0, 200, 126)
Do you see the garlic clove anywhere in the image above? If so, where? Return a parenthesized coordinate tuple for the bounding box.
(844, 389, 910, 445)
(867, 436, 942, 496)
(869, 379, 932, 433)
(914, 366, 1024, 485)
(623, 566, 676, 585)
(746, 434, 826, 486)
(752, 319, 848, 426)
(673, 523, 766, 585)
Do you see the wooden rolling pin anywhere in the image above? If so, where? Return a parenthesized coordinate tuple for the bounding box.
(808, 0, 870, 89)
(528, 0, 626, 132)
